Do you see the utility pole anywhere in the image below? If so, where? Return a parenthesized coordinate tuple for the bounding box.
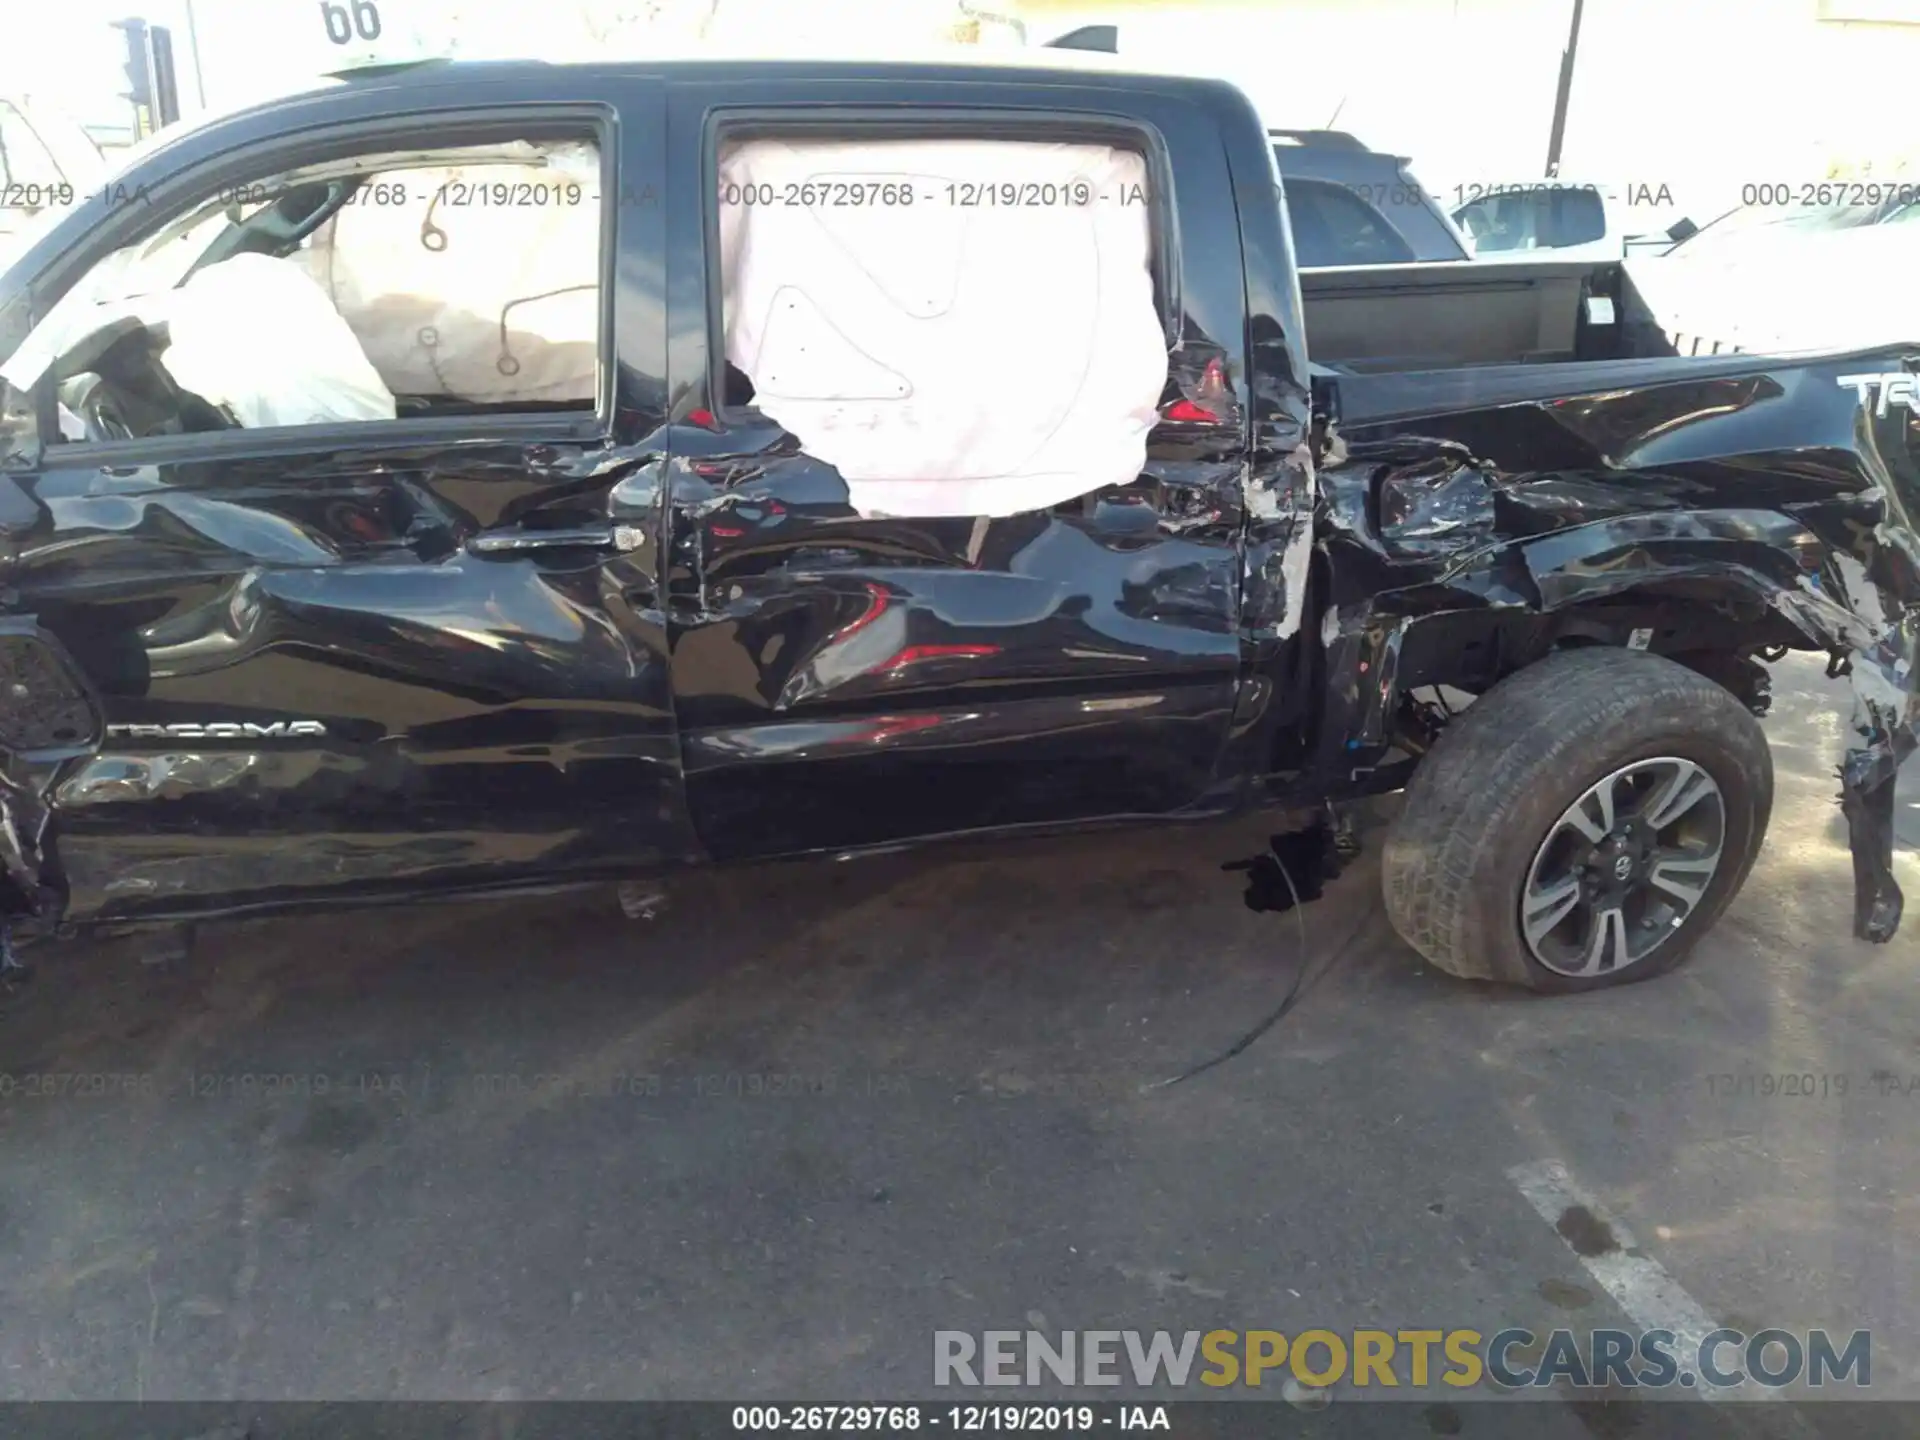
(1543, 0, 1585, 178)
(181, 0, 209, 110)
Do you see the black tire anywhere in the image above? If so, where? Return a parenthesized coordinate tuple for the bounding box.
(1381, 648, 1773, 993)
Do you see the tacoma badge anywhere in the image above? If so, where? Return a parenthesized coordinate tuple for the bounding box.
(105, 721, 329, 741)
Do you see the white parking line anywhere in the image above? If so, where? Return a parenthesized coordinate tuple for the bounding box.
(1507, 1158, 1769, 1404)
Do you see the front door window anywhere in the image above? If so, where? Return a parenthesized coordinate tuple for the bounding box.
(2, 131, 607, 450)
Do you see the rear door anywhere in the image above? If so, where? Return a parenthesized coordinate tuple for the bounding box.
(0, 74, 688, 925)
(661, 76, 1254, 860)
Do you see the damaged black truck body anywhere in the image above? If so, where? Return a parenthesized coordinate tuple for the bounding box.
(0, 57, 1915, 992)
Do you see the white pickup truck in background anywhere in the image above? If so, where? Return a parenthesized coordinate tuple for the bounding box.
(1625, 191, 1920, 356)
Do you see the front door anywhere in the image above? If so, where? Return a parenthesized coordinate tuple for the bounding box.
(0, 77, 687, 924)
(661, 79, 1254, 861)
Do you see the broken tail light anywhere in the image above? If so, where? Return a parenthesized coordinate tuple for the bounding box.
(1162, 357, 1232, 424)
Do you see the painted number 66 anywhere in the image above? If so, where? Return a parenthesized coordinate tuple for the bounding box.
(320, 0, 384, 44)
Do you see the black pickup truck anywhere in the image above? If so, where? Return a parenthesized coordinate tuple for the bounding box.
(0, 55, 1914, 994)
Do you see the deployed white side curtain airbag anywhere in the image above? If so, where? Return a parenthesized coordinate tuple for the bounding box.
(296, 149, 602, 405)
(161, 253, 396, 428)
(718, 138, 1169, 518)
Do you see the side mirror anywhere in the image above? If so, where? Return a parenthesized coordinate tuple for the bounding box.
(1666, 217, 1699, 243)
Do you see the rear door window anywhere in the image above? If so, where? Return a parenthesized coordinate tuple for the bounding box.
(711, 131, 1171, 518)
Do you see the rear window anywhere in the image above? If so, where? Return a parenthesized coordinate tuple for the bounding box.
(1543, 188, 1605, 246)
(1456, 187, 1606, 252)
(1283, 178, 1416, 267)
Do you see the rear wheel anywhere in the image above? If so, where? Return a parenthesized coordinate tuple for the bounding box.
(1381, 648, 1773, 993)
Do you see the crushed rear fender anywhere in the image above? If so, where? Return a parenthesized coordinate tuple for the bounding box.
(1319, 348, 1920, 942)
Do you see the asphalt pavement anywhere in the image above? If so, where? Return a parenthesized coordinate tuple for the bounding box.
(0, 654, 1914, 1437)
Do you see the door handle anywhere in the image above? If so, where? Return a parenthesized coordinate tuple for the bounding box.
(469, 524, 651, 555)
(468, 461, 661, 555)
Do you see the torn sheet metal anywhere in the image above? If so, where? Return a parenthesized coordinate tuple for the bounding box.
(1829, 538, 1920, 941)
(716, 138, 1168, 518)
(1375, 447, 1495, 559)
(0, 770, 48, 913)
(1319, 347, 1920, 942)
(0, 623, 102, 927)
(1237, 409, 1317, 645)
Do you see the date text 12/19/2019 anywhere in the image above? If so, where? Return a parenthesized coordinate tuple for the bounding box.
(729, 1406, 1170, 1431)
